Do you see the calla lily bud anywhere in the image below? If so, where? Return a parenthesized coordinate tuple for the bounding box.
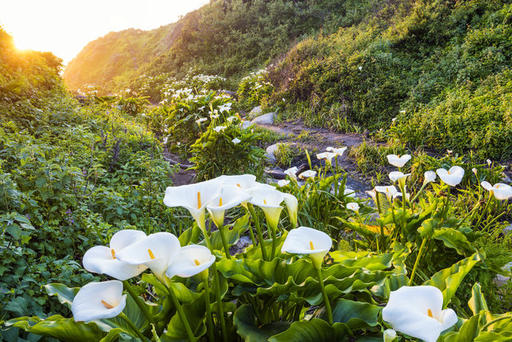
(282, 193, 298, 227)
(281, 226, 332, 269)
(383, 329, 397, 342)
(72, 280, 126, 322)
(423, 170, 436, 185)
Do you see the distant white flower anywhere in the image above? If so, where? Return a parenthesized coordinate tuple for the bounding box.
(389, 171, 410, 183)
(344, 188, 356, 197)
(487, 159, 492, 166)
(382, 286, 457, 342)
(481, 181, 512, 200)
(391, 117, 397, 123)
(316, 152, 336, 164)
(227, 115, 238, 122)
(472, 168, 478, 176)
(436, 166, 464, 187)
(213, 126, 226, 133)
(232, 137, 241, 144)
(299, 170, 317, 179)
(423, 171, 437, 185)
(284, 166, 299, 179)
(346, 202, 360, 212)
(326, 146, 347, 157)
(358, 66, 362, 71)
(196, 117, 208, 125)
(387, 154, 411, 168)
(211, 114, 220, 119)
(277, 179, 290, 187)
(375, 185, 399, 201)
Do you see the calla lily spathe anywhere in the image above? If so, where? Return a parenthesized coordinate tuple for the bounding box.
(277, 179, 290, 187)
(382, 286, 458, 342)
(163, 180, 221, 230)
(166, 245, 216, 279)
(116, 232, 181, 279)
(284, 166, 299, 179)
(423, 170, 437, 185)
(481, 181, 512, 200)
(389, 171, 410, 183)
(248, 186, 284, 230)
(375, 185, 399, 201)
(387, 154, 411, 168)
(207, 185, 252, 227)
(436, 166, 464, 187)
(299, 170, 317, 179)
(217, 174, 256, 190)
(71, 280, 126, 322)
(346, 202, 360, 212)
(281, 226, 332, 268)
(316, 152, 337, 164)
(82, 230, 148, 281)
(282, 193, 298, 227)
(326, 146, 347, 157)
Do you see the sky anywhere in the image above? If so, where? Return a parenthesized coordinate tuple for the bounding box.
(0, 0, 210, 64)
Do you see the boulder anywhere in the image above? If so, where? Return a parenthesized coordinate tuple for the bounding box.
(251, 112, 276, 125)
(247, 106, 262, 119)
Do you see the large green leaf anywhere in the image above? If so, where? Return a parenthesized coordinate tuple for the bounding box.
(432, 228, 475, 256)
(424, 253, 481, 306)
(234, 304, 290, 342)
(468, 283, 489, 316)
(6, 315, 106, 342)
(160, 293, 207, 342)
(268, 318, 352, 342)
(208, 214, 250, 252)
(44, 283, 79, 308)
(332, 298, 380, 329)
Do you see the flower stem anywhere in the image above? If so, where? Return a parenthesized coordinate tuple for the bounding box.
(212, 264, 228, 342)
(248, 203, 268, 260)
(409, 238, 427, 285)
(123, 281, 154, 324)
(168, 283, 197, 342)
(315, 267, 333, 325)
(119, 312, 150, 342)
(202, 271, 215, 342)
(270, 225, 277, 259)
(217, 224, 231, 259)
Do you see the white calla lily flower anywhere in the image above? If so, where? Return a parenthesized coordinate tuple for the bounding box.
(248, 186, 284, 230)
(284, 166, 299, 179)
(116, 232, 181, 279)
(298, 170, 317, 179)
(72, 280, 126, 322)
(382, 286, 458, 342)
(282, 193, 298, 227)
(316, 152, 337, 164)
(423, 171, 437, 185)
(344, 188, 356, 197)
(207, 185, 252, 227)
(281, 226, 332, 268)
(277, 179, 290, 187)
(387, 154, 411, 168)
(389, 171, 410, 183)
(436, 166, 464, 187)
(217, 174, 256, 190)
(231, 137, 241, 144)
(326, 146, 347, 157)
(375, 185, 399, 201)
(481, 181, 512, 200)
(166, 245, 216, 279)
(346, 202, 360, 212)
(164, 180, 222, 230)
(83, 230, 148, 281)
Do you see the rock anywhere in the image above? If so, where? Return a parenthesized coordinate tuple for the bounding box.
(494, 261, 512, 287)
(251, 112, 276, 125)
(230, 235, 252, 255)
(265, 167, 286, 179)
(248, 106, 262, 119)
(264, 143, 282, 163)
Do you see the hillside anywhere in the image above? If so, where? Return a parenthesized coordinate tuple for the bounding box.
(63, 0, 378, 93)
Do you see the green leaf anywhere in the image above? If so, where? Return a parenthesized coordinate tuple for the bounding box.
(44, 283, 79, 308)
(332, 298, 380, 329)
(6, 315, 106, 342)
(179, 225, 201, 246)
(234, 304, 290, 342)
(268, 318, 352, 342)
(433, 228, 475, 256)
(468, 283, 488, 316)
(424, 253, 481, 306)
(160, 293, 206, 341)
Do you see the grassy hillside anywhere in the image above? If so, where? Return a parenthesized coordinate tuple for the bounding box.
(63, 0, 378, 93)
